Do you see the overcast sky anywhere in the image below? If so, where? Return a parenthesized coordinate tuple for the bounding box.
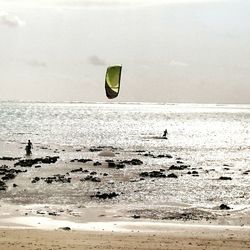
(0, 0, 250, 103)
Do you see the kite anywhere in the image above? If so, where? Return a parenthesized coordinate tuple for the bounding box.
(105, 65, 122, 99)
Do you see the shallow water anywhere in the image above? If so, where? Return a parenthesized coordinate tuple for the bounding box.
(0, 102, 250, 224)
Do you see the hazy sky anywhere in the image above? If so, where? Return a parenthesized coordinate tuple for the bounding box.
(0, 0, 250, 103)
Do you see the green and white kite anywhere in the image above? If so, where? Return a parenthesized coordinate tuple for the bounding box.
(105, 65, 122, 99)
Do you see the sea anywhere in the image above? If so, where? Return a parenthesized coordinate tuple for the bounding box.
(0, 102, 250, 223)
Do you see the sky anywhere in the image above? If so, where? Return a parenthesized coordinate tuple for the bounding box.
(0, 0, 250, 103)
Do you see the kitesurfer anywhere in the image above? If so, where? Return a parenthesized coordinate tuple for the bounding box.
(25, 140, 33, 155)
(163, 129, 168, 137)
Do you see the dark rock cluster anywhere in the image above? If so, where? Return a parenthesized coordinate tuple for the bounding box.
(169, 165, 190, 170)
(0, 180, 7, 191)
(14, 156, 59, 167)
(0, 165, 26, 180)
(70, 159, 92, 163)
(219, 176, 232, 180)
(90, 191, 119, 199)
(142, 152, 173, 159)
(140, 171, 166, 178)
(0, 157, 21, 161)
(32, 174, 71, 184)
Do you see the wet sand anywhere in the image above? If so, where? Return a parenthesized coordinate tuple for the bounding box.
(0, 224, 250, 250)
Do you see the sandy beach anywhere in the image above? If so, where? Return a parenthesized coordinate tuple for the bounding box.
(1, 223, 250, 250)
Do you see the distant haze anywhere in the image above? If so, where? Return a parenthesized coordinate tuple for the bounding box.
(0, 0, 250, 103)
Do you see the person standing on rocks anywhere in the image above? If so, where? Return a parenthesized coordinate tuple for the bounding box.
(25, 140, 33, 156)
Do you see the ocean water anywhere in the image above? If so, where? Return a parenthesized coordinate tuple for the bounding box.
(0, 102, 250, 222)
(0, 102, 249, 149)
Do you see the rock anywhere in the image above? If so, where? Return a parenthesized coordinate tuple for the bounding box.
(157, 154, 172, 159)
(139, 171, 166, 178)
(93, 162, 102, 166)
(43, 175, 71, 184)
(108, 162, 116, 168)
(15, 156, 59, 167)
(34, 165, 41, 168)
(70, 159, 92, 163)
(59, 227, 71, 231)
(176, 160, 184, 164)
(132, 215, 140, 219)
(82, 175, 101, 182)
(139, 172, 149, 177)
(2, 173, 16, 181)
(107, 161, 125, 169)
(0, 157, 21, 161)
(37, 211, 46, 215)
(48, 212, 58, 216)
(116, 163, 125, 169)
(31, 177, 40, 183)
(220, 204, 231, 210)
(91, 177, 101, 182)
(0, 180, 7, 191)
(13, 183, 18, 187)
(167, 173, 178, 178)
(70, 167, 83, 173)
(219, 176, 232, 180)
(121, 159, 143, 165)
(89, 147, 102, 152)
(91, 192, 119, 199)
(169, 165, 188, 170)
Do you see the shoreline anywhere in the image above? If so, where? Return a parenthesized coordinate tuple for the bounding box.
(1, 215, 250, 232)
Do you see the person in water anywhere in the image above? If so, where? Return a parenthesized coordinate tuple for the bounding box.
(25, 140, 33, 155)
(163, 129, 168, 137)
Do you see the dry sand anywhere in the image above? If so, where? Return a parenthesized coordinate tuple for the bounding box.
(0, 223, 250, 250)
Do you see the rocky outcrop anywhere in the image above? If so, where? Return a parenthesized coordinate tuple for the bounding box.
(14, 156, 59, 167)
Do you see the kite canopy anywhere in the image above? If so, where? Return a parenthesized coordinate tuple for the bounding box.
(105, 65, 122, 99)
